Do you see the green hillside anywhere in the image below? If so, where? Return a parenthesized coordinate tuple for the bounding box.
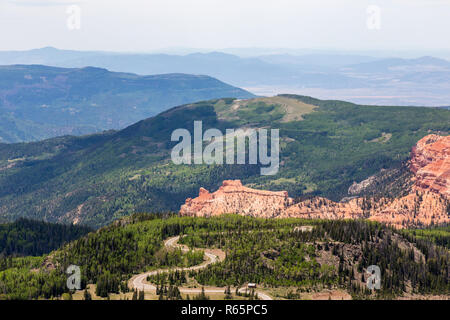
(0, 95, 449, 227)
(0, 215, 447, 300)
(0, 65, 255, 143)
(0, 218, 91, 257)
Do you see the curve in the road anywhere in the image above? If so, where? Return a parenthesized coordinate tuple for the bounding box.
(129, 236, 272, 300)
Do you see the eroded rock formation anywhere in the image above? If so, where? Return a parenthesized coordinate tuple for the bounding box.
(180, 135, 450, 228)
(180, 180, 292, 218)
(368, 191, 449, 229)
(410, 134, 450, 196)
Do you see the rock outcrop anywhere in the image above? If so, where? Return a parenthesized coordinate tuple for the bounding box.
(410, 134, 450, 196)
(180, 180, 292, 218)
(180, 135, 450, 228)
(368, 191, 449, 229)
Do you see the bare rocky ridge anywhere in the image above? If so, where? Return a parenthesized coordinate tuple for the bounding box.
(180, 135, 450, 228)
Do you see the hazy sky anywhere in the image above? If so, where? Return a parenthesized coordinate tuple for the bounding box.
(1, 0, 449, 53)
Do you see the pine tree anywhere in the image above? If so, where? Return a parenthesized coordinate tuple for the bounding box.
(224, 285, 232, 299)
(83, 289, 92, 300)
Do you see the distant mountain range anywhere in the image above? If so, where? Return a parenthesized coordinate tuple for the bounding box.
(343, 56, 450, 73)
(0, 47, 383, 87)
(1, 47, 450, 106)
(0, 64, 254, 143)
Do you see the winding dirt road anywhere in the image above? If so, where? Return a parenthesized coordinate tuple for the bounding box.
(129, 236, 272, 300)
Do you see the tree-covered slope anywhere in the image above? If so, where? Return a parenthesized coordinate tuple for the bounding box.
(0, 218, 91, 257)
(0, 215, 447, 300)
(0, 95, 449, 227)
(0, 65, 255, 143)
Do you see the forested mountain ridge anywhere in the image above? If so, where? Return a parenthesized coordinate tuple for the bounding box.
(0, 215, 448, 300)
(0, 64, 255, 143)
(0, 95, 449, 227)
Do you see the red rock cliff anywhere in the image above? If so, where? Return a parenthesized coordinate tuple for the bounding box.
(180, 180, 292, 218)
(410, 134, 450, 196)
(180, 135, 450, 228)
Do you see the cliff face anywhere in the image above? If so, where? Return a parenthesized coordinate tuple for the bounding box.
(410, 134, 450, 196)
(180, 135, 450, 228)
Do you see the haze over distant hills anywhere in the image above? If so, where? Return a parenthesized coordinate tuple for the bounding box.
(1, 47, 450, 106)
(0, 64, 254, 143)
